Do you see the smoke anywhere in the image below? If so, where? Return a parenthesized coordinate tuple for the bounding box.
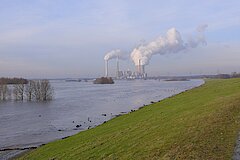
(131, 25, 208, 66)
(187, 24, 208, 48)
(104, 49, 125, 61)
(196, 24, 208, 32)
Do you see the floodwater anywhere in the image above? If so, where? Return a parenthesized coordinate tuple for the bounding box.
(0, 79, 204, 150)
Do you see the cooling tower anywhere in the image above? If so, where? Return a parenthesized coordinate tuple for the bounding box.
(136, 59, 145, 74)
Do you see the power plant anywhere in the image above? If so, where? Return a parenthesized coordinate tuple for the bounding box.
(104, 57, 147, 80)
(102, 25, 207, 80)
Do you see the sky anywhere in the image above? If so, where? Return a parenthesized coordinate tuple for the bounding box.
(0, 0, 240, 78)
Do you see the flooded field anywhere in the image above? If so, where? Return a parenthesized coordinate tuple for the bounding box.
(0, 79, 204, 150)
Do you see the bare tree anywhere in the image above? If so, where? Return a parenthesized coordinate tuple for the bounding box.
(40, 80, 54, 101)
(0, 83, 3, 101)
(25, 80, 34, 101)
(13, 83, 25, 101)
(33, 81, 41, 101)
(0, 79, 54, 102)
(0, 82, 9, 101)
(32, 80, 54, 101)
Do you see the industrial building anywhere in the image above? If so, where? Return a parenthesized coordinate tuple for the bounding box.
(105, 57, 147, 80)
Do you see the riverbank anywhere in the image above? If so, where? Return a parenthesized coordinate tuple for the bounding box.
(0, 79, 202, 157)
(18, 78, 240, 159)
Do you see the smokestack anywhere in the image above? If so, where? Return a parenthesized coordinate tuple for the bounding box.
(142, 65, 145, 74)
(105, 60, 108, 77)
(116, 56, 119, 79)
(138, 59, 141, 74)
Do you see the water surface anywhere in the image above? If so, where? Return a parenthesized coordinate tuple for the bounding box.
(0, 79, 204, 149)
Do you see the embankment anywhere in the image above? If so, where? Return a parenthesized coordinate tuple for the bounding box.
(18, 78, 240, 160)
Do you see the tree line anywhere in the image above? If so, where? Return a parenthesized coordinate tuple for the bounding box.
(0, 77, 28, 84)
(0, 80, 54, 102)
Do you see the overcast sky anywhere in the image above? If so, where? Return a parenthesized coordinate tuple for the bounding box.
(0, 0, 239, 78)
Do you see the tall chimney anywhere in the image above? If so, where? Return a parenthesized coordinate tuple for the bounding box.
(105, 60, 108, 77)
(116, 56, 119, 79)
(142, 65, 145, 74)
(138, 59, 142, 74)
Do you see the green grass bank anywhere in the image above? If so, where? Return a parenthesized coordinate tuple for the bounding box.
(19, 78, 240, 160)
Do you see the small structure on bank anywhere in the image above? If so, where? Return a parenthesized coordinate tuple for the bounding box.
(93, 77, 114, 84)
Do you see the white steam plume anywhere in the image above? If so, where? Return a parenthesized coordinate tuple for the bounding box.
(104, 49, 125, 61)
(196, 24, 208, 32)
(131, 25, 208, 66)
(187, 24, 208, 48)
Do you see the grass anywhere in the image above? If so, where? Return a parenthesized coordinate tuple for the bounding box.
(18, 78, 240, 160)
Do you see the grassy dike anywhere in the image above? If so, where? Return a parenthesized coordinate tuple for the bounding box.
(18, 78, 240, 160)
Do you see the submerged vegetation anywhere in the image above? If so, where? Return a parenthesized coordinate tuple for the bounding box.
(18, 78, 240, 159)
(0, 79, 54, 102)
